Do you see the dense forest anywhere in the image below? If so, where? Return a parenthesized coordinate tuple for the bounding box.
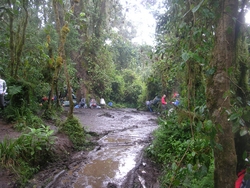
(0, 0, 250, 187)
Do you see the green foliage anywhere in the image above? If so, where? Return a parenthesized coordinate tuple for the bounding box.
(60, 116, 86, 150)
(110, 36, 137, 70)
(110, 74, 125, 103)
(16, 126, 55, 166)
(0, 125, 55, 186)
(146, 75, 162, 100)
(146, 109, 213, 187)
(121, 69, 144, 107)
(190, 162, 214, 188)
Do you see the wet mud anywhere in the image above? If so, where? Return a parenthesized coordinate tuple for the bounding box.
(34, 108, 161, 188)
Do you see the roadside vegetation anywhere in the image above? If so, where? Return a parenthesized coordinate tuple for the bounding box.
(0, 0, 249, 187)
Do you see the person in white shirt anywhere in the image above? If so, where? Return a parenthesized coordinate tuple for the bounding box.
(0, 76, 7, 109)
(100, 98, 106, 106)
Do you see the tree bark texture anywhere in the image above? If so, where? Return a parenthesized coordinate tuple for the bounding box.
(206, 0, 238, 187)
(53, 0, 73, 117)
(234, 0, 250, 174)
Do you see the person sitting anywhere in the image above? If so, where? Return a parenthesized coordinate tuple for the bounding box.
(89, 98, 97, 109)
(100, 98, 106, 106)
(79, 97, 86, 108)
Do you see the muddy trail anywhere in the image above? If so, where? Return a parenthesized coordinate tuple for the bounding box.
(31, 108, 162, 188)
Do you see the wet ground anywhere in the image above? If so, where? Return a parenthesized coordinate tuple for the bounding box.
(44, 108, 160, 188)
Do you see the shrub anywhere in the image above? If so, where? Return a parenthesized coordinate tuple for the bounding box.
(60, 116, 86, 150)
(0, 125, 55, 186)
(146, 111, 212, 187)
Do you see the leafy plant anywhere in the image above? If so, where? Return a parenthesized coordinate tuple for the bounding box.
(0, 125, 55, 186)
(146, 109, 212, 187)
(60, 116, 86, 150)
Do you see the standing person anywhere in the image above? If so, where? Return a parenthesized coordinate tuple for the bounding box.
(0, 76, 7, 110)
(161, 94, 167, 110)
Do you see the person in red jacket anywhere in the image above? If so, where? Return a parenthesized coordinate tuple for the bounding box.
(235, 169, 250, 188)
(161, 94, 167, 110)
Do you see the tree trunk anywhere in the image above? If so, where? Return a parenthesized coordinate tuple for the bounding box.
(234, 0, 250, 174)
(7, 0, 29, 78)
(53, 0, 73, 117)
(206, 0, 238, 187)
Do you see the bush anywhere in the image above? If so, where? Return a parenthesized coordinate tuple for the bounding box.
(146, 112, 212, 187)
(60, 116, 86, 150)
(0, 125, 55, 186)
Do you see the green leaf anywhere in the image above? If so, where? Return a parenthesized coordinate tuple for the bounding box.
(206, 68, 215, 75)
(204, 120, 213, 131)
(192, 0, 205, 13)
(187, 164, 193, 172)
(240, 129, 248, 136)
(181, 52, 189, 62)
(232, 124, 240, 133)
(8, 85, 22, 95)
(229, 113, 240, 121)
(239, 119, 245, 126)
(172, 162, 178, 171)
(36, 146, 42, 150)
(243, 151, 247, 160)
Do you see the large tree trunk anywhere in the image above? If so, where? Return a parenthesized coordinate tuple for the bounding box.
(206, 0, 238, 187)
(234, 0, 250, 174)
(7, 0, 29, 78)
(53, 0, 73, 117)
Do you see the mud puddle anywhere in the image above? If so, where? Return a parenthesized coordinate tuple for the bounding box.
(46, 108, 159, 188)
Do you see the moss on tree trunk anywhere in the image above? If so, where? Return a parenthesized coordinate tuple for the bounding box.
(206, 0, 238, 187)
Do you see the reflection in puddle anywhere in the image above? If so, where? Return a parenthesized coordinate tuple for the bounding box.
(74, 158, 119, 188)
(73, 145, 143, 188)
(115, 149, 136, 179)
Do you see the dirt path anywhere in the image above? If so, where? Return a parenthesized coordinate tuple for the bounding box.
(0, 108, 162, 188)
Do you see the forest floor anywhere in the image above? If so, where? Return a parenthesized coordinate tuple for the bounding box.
(0, 108, 162, 188)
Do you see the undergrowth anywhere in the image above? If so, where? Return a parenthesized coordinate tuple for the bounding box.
(60, 116, 86, 150)
(0, 125, 55, 187)
(146, 108, 214, 187)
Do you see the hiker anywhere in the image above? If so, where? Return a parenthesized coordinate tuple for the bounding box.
(100, 98, 106, 106)
(172, 94, 180, 106)
(173, 92, 179, 98)
(152, 96, 161, 105)
(79, 97, 87, 108)
(146, 100, 153, 112)
(161, 94, 167, 110)
(235, 169, 250, 188)
(0, 76, 7, 110)
(89, 98, 97, 109)
(145, 96, 160, 112)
